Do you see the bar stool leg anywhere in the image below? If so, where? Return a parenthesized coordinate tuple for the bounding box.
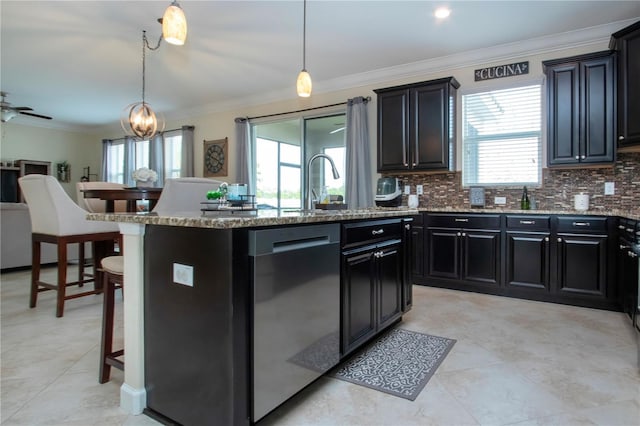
(99, 270, 115, 384)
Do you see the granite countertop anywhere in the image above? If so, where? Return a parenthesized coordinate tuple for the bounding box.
(86, 207, 420, 229)
(87, 206, 640, 229)
(416, 206, 640, 221)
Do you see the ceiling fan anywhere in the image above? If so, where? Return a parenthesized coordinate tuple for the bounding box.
(1, 92, 52, 123)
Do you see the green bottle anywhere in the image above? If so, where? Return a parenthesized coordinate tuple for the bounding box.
(520, 186, 530, 210)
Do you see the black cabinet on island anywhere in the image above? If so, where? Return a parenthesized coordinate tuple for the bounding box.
(86, 208, 417, 425)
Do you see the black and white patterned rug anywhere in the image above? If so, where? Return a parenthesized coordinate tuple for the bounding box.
(329, 328, 456, 401)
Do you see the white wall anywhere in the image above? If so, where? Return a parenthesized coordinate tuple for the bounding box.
(0, 123, 102, 200)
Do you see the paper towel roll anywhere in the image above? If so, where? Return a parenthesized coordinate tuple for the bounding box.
(574, 193, 589, 211)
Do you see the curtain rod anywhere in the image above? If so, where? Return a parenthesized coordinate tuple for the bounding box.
(242, 96, 371, 121)
(108, 126, 186, 143)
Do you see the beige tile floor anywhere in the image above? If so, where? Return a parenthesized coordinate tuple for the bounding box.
(1, 265, 639, 425)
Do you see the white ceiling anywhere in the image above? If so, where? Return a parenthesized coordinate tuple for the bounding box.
(1, 1, 639, 132)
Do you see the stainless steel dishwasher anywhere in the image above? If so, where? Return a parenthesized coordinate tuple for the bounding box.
(249, 224, 340, 422)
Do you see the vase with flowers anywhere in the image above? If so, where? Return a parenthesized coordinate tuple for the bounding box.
(132, 167, 158, 188)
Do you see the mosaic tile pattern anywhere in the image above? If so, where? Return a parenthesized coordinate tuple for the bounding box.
(391, 152, 640, 212)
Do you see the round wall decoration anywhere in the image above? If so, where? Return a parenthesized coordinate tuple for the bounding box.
(203, 137, 228, 177)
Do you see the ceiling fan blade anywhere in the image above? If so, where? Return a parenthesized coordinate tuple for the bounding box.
(19, 111, 52, 120)
(14, 107, 33, 111)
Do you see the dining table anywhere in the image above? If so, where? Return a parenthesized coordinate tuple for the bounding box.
(81, 187, 163, 213)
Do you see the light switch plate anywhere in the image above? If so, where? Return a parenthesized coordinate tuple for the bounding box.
(495, 196, 507, 205)
(404, 185, 411, 195)
(173, 263, 194, 287)
(416, 185, 424, 195)
(604, 182, 615, 195)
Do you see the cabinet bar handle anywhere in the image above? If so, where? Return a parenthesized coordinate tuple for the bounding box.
(572, 222, 590, 227)
(626, 228, 634, 232)
(619, 225, 626, 229)
(519, 220, 535, 225)
(454, 218, 469, 222)
(371, 229, 385, 235)
(629, 252, 638, 258)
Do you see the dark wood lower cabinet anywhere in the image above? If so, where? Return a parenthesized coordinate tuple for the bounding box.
(415, 213, 621, 311)
(426, 227, 500, 290)
(342, 242, 403, 356)
(505, 231, 551, 292)
(556, 233, 608, 299)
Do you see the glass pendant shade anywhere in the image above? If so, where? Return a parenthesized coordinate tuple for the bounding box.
(162, 1, 187, 46)
(297, 69, 312, 97)
(121, 102, 165, 140)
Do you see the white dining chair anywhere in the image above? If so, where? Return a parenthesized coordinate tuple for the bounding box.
(152, 177, 224, 215)
(18, 175, 121, 317)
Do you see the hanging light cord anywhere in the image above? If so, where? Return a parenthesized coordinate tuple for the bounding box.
(140, 30, 164, 106)
(302, 0, 307, 71)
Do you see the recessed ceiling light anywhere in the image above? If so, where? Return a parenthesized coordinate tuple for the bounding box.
(434, 7, 451, 19)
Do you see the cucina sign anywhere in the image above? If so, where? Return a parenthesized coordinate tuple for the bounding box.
(474, 61, 529, 81)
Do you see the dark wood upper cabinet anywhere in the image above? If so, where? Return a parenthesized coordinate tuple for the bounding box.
(610, 20, 640, 147)
(543, 51, 616, 167)
(374, 77, 459, 173)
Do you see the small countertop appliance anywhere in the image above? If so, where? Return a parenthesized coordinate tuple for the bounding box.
(375, 177, 402, 207)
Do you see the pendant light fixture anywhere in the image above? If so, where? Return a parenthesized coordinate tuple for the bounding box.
(296, 0, 312, 97)
(121, 31, 165, 140)
(161, 0, 188, 46)
(121, 2, 187, 139)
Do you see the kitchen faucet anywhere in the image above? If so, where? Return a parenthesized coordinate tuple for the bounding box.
(305, 153, 340, 210)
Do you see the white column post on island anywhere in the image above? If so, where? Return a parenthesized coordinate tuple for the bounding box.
(118, 222, 147, 415)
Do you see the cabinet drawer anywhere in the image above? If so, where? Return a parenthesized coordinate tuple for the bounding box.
(557, 216, 607, 233)
(342, 219, 402, 249)
(427, 214, 500, 229)
(506, 215, 551, 231)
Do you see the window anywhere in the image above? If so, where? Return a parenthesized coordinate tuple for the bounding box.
(103, 132, 184, 184)
(462, 84, 542, 187)
(252, 113, 346, 209)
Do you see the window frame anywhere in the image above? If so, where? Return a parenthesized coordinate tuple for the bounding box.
(459, 78, 545, 188)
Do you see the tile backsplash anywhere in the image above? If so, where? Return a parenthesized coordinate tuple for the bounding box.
(389, 152, 640, 211)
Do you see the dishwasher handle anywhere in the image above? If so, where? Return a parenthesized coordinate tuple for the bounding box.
(272, 236, 330, 253)
(249, 224, 340, 256)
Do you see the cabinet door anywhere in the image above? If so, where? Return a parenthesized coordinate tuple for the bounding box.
(342, 250, 377, 355)
(547, 62, 580, 166)
(377, 243, 403, 330)
(580, 55, 615, 163)
(411, 225, 424, 278)
(556, 234, 608, 300)
(377, 89, 409, 171)
(461, 229, 501, 287)
(411, 83, 450, 171)
(613, 21, 640, 146)
(427, 228, 460, 279)
(619, 237, 639, 320)
(506, 231, 550, 291)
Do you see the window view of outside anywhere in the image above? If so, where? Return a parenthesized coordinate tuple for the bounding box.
(253, 113, 346, 209)
(164, 134, 182, 178)
(105, 134, 183, 183)
(255, 138, 301, 209)
(462, 84, 542, 186)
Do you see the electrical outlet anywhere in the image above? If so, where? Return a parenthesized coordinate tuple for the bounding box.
(494, 196, 507, 205)
(416, 185, 424, 195)
(173, 263, 194, 287)
(404, 185, 411, 195)
(604, 182, 615, 195)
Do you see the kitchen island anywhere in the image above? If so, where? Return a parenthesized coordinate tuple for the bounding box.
(87, 208, 417, 423)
